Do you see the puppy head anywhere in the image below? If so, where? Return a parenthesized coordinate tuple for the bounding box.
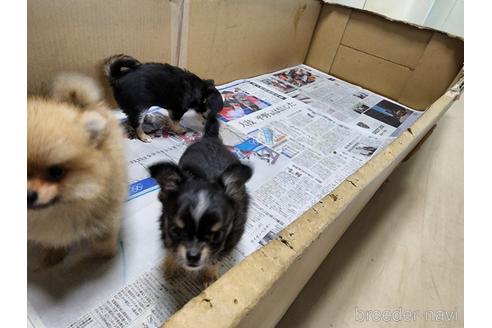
(198, 80, 223, 116)
(149, 162, 252, 270)
(27, 98, 109, 211)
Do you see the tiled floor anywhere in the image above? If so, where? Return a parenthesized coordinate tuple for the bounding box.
(277, 95, 464, 328)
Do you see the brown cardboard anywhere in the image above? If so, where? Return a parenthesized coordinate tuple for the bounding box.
(163, 88, 459, 328)
(160, 4, 463, 327)
(305, 4, 464, 110)
(398, 32, 464, 109)
(26, 2, 464, 327)
(181, 0, 321, 84)
(330, 45, 412, 99)
(341, 10, 433, 69)
(304, 5, 351, 72)
(27, 0, 173, 100)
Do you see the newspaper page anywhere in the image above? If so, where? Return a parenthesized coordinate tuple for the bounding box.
(28, 65, 422, 328)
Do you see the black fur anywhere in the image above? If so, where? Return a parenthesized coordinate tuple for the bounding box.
(149, 115, 252, 270)
(104, 54, 223, 139)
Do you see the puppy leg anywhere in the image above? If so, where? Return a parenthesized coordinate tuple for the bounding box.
(91, 213, 121, 259)
(200, 262, 220, 288)
(129, 109, 152, 143)
(200, 111, 208, 121)
(167, 110, 186, 135)
(42, 247, 68, 267)
(91, 230, 119, 259)
(200, 107, 217, 121)
(161, 253, 184, 280)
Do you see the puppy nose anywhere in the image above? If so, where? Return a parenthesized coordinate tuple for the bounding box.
(186, 249, 201, 263)
(27, 190, 38, 207)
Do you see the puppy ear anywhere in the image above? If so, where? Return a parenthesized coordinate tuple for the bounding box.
(148, 162, 184, 197)
(220, 163, 253, 201)
(81, 111, 107, 146)
(204, 79, 215, 87)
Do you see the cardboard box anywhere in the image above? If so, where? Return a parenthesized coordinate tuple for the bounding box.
(27, 1, 463, 327)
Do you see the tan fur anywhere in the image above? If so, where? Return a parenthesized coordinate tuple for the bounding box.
(103, 54, 140, 80)
(27, 178, 59, 205)
(162, 245, 218, 288)
(136, 125, 152, 143)
(201, 262, 219, 288)
(162, 252, 185, 280)
(51, 72, 102, 107)
(27, 73, 127, 264)
(169, 117, 187, 135)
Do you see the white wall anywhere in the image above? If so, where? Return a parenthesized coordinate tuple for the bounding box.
(325, 0, 464, 38)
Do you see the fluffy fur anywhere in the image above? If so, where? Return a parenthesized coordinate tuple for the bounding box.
(149, 115, 252, 286)
(104, 54, 224, 142)
(27, 72, 128, 267)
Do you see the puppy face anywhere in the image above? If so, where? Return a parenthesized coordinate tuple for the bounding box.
(149, 162, 252, 271)
(27, 98, 109, 210)
(198, 80, 223, 116)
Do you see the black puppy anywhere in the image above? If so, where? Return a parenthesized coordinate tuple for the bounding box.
(104, 54, 223, 142)
(149, 115, 252, 286)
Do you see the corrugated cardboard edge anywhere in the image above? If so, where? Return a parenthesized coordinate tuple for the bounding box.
(321, 0, 463, 41)
(161, 83, 460, 328)
(305, 4, 463, 110)
(447, 68, 465, 99)
(170, 0, 184, 66)
(176, 0, 190, 68)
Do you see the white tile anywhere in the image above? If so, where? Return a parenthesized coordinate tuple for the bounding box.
(364, 0, 435, 25)
(442, 0, 464, 37)
(424, 0, 457, 30)
(326, 0, 366, 9)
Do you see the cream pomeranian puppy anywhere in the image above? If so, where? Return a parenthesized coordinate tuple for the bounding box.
(27, 72, 127, 266)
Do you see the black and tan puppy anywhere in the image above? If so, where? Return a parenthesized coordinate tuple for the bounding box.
(149, 115, 252, 286)
(104, 54, 223, 142)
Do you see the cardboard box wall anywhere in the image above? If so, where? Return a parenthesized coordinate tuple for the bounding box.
(27, 1, 464, 327)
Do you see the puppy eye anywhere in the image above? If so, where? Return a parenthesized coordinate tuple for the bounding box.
(46, 165, 65, 181)
(169, 225, 183, 237)
(210, 231, 224, 243)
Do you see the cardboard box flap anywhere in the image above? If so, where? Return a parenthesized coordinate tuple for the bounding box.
(330, 45, 412, 99)
(341, 10, 433, 69)
(398, 32, 464, 109)
(321, 0, 464, 40)
(181, 0, 322, 84)
(305, 5, 351, 72)
(306, 4, 464, 110)
(28, 0, 173, 100)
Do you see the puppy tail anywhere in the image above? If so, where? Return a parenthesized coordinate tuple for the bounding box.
(104, 54, 141, 84)
(51, 72, 103, 108)
(203, 114, 221, 139)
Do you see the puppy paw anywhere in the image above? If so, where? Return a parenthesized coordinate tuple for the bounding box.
(171, 126, 187, 135)
(200, 263, 219, 288)
(169, 120, 187, 135)
(201, 273, 219, 289)
(138, 132, 152, 143)
(161, 255, 183, 280)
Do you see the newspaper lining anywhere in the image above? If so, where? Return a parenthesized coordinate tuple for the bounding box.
(28, 64, 422, 328)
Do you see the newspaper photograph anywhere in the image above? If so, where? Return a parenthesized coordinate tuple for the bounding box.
(28, 64, 422, 328)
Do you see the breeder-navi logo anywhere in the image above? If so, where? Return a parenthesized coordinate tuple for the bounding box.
(354, 306, 459, 322)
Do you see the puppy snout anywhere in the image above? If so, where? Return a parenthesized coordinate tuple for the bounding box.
(27, 190, 38, 208)
(186, 249, 201, 264)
